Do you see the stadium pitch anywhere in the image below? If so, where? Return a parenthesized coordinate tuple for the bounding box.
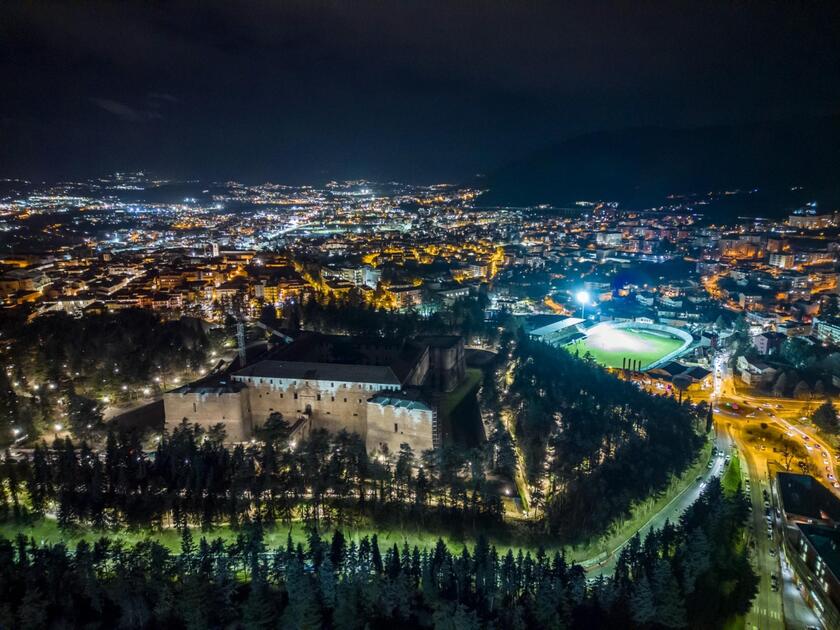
(567, 326, 684, 370)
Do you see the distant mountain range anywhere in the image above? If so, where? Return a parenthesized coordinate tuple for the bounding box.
(479, 116, 840, 212)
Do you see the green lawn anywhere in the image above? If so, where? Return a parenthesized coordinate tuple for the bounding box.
(1, 440, 715, 565)
(721, 615, 746, 630)
(0, 518, 491, 555)
(567, 327, 684, 369)
(722, 452, 742, 495)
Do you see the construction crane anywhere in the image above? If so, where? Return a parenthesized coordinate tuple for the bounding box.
(231, 310, 293, 369)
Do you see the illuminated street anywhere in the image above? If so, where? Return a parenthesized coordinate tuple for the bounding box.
(712, 354, 831, 630)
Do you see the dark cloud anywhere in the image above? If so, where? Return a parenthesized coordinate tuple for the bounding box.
(89, 98, 161, 123)
(1, 1, 839, 182)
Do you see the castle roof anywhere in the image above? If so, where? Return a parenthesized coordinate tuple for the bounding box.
(234, 360, 401, 386)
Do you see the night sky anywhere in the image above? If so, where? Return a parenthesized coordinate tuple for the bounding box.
(2, 1, 839, 183)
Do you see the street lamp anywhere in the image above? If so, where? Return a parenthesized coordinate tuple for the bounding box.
(576, 290, 590, 319)
(53, 423, 62, 439)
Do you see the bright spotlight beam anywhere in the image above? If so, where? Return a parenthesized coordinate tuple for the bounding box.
(575, 290, 590, 319)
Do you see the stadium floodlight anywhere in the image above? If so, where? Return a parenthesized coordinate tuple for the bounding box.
(576, 290, 590, 319)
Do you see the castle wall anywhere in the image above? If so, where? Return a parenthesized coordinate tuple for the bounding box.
(163, 389, 251, 442)
(423, 338, 465, 391)
(243, 381, 377, 438)
(365, 401, 435, 455)
(404, 347, 430, 386)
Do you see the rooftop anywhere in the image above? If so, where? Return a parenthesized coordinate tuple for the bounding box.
(170, 378, 247, 395)
(799, 523, 840, 583)
(234, 360, 401, 386)
(529, 317, 584, 337)
(777, 472, 840, 524)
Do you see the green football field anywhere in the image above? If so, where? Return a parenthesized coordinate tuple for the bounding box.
(567, 327, 684, 369)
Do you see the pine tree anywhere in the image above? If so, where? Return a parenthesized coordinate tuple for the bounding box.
(241, 575, 275, 630)
(307, 526, 324, 570)
(282, 559, 322, 630)
(370, 533, 383, 574)
(653, 559, 687, 628)
(319, 556, 338, 610)
(330, 529, 347, 569)
(679, 529, 711, 595)
(17, 586, 48, 630)
(533, 578, 565, 629)
(432, 602, 483, 630)
(630, 574, 656, 626)
(812, 400, 838, 432)
(333, 582, 361, 630)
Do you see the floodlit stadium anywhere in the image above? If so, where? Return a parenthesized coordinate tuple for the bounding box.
(566, 321, 691, 371)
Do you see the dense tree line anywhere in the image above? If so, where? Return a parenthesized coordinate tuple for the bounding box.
(295, 294, 501, 345)
(10, 309, 210, 390)
(812, 399, 839, 433)
(506, 336, 705, 541)
(1, 309, 214, 442)
(0, 423, 503, 535)
(0, 478, 755, 629)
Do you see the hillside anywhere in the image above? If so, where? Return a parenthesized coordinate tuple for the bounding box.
(480, 116, 840, 211)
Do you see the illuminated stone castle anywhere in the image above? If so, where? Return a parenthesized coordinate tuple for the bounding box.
(163, 333, 465, 455)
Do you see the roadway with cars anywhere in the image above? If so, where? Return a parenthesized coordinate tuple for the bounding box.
(585, 430, 730, 578)
(713, 355, 824, 630)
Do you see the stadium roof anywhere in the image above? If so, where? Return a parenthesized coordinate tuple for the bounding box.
(529, 317, 584, 338)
